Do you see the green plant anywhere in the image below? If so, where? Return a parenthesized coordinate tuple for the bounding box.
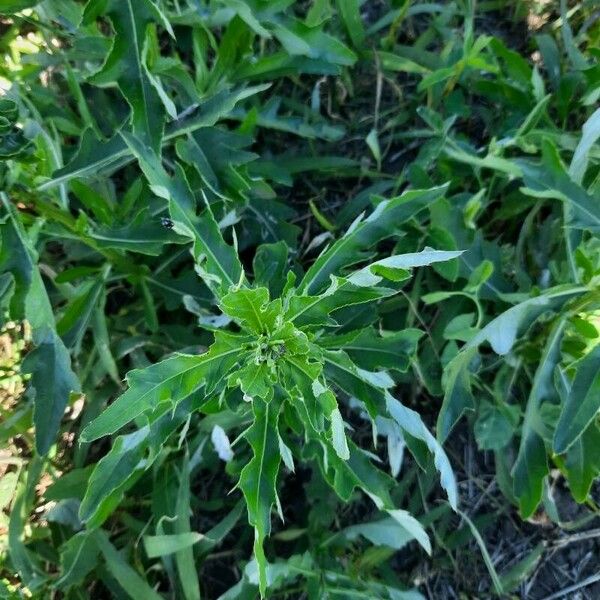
(1, 0, 600, 598)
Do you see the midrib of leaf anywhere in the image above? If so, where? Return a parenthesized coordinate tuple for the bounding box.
(255, 403, 269, 525)
(244, 293, 265, 332)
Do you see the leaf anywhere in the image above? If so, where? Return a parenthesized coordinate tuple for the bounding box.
(569, 107, 600, 184)
(453, 507, 504, 596)
(143, 532, 203, 558)
(438, 286, 586, 440)
(335, 0, 365, 48)
(220, 287, 280, 334)
(321, 328, 423, 372)
(81, 333, 243, 441)
(563, 422, 600, 503)
(298, 185, 449, 294)
(253, 241, 289, 299)
(386, 509, 431, 555)
(286, 276, 397, 329)
(86, 0, 166, 152)
(79, 427, 149, 526)
(553, 344, 600, 454)
(92, 214, 186, 256)
(330, 407, 350, 460)
(1, 196, 80, 455)
(0, 0, 40, 13)
(96, 532, 163, 600)
(173, 453, 201, 600)
(56, 532, 100, 589)
(512, 319, 566, 518)
(342, 516, 416, 550)
(518, 141, 600, 233)
(57, 278, 104, 351)
(386, 393, 458, 510)
(474, 402, 519, 451)
(238, 397, 282, 598)
(122, 132, 244, 297)
(40, 85, 268, 190)
(347, 249, 464, 287)
(22, 330, 80, 455)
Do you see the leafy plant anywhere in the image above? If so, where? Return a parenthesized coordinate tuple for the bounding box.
(1, 0, 600, 598)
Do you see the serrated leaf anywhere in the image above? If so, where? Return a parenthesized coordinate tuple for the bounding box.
(239, 397, 282, 598)
(122, 132, 244, 297)
(81, 333, 244, 441)
(298, 185, 449, 294)
(40, 86, 268, 190)
(86, 0, 166, 151)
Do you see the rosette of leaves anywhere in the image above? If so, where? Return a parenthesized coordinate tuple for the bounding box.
(79, 134, 460, 597)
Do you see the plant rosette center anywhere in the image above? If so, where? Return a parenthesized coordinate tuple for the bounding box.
(221, 287, 313, 402)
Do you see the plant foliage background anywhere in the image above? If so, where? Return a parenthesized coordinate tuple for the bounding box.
(0, 0, 599, 598)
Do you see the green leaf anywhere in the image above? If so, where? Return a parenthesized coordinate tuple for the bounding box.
(386, 393, 458, 510)
(386, 509, 431, 555)
(518, 141, 600, 233)
(0, 0, 40, 13)
(81, 333, 243, 441)
(335, 0, 365, 48)
(330, 407, 350, 460)
(553, 344, 600, 454)
(474, 402, 519, 451)
(1, 196, 80, 455)
(286, 276, 397, 329)
(173, 453, 201, 600)
(569, 107, 600, 184)
(253, 241, 289, 299)
(56, 532, 100, 589)
(238, 397, 282, 598)
(86, 0, 166, 152)
(122, 132, 244, 297)
(96, 532, 163, 600)
(438, 286, 585, 441)
(342, 516, 416, 550)
(321, 328, 423, 372)
(563, 422, 600, 503)
(347, 249, 464, 287)
(298, 185, 449, 294)
(143, 532, 203, 558)
(512, 319, 566, 518)
(92, 214, 186, 256)
(79, 427, 149, 526)
(40, 86, 268, 190)
(22, 330, 80, 455)
(57, 278, 104, 351)
(220, 287, 280, 334)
